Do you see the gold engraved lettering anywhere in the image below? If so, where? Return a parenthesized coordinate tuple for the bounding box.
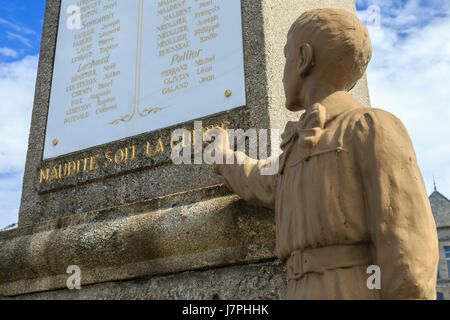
(66, 104, 91, 116)
(71, 69, 97, 83)
(131, 145, 136, 161)
(196, 65, 212, 75)
(40, 168, 50, 184)
(68, 161, 77, 177)
(71, 98, 83, 106)
(76, 159, 81, 174)
(200, 32, 217, 43)
(103, 1, 117, 11)
(199, 74, 215, 83)
(83, 157, 89, 172)
(158, 0, 186, 15)
(171, 49, 202, 65)
(146, 138, 165, 157)
(90, 155, 100, 171)
(194, 24, 220, 36)
(82, 12, 115, 29)
(162, 7, 192, 22)
(194, 5, 219, 19)
(115, 149, 125, 164)
(74, 28, 94, 41)
(198, 0, 213, 9)
(197, 15, 218, 26)
(157, 17, 187, 32)
(58, 163, 68, 179)
(38, 122, 233, 184)
(49, 167, 59, 181)
(105, 151, 113, 168)
(64, 111, 89, 124)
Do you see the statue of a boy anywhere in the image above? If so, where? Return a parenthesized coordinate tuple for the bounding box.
(206, 8, 439, 299)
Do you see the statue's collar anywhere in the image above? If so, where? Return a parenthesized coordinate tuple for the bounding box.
(298, 102, 355, 127)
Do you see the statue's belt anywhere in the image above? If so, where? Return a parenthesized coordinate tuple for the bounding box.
(286, 243, 372, 281)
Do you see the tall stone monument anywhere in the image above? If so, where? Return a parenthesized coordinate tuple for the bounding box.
(0, 0, 370, 299)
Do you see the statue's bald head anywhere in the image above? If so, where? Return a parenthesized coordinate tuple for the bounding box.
(288, 8, 372, 90)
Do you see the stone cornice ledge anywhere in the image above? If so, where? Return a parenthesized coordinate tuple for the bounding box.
(0, 192, 276, 297)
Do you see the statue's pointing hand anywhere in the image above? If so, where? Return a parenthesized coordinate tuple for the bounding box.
(202, 127, 233, 174)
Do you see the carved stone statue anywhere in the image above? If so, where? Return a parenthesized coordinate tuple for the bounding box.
(205, 8, 439, 299)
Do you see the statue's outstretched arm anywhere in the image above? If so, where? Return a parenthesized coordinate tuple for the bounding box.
(215, 151, 278, 209)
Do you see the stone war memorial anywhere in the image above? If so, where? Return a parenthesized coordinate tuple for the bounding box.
(0, 0, 438, 300)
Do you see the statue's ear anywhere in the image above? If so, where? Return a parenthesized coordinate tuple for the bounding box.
(298, 43, 314, 77)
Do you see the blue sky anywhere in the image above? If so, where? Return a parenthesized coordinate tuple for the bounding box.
(0, 0, 44, 62)
(0, 0, 449, 228)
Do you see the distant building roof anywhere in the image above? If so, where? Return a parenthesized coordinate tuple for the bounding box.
(430, 190, 450, 228)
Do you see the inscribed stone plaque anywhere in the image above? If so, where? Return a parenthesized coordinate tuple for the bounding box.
(44, 0, 246, 159)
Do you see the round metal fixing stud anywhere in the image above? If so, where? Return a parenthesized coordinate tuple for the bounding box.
(52, 139, 59, 146)
(225, 90, 232, 98)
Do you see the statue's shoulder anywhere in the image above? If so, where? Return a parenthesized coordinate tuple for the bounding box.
(341, 107, 412, 147)
(342, 107, 407, 133)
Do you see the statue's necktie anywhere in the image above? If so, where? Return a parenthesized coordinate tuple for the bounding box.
(279, 103, 327, 173)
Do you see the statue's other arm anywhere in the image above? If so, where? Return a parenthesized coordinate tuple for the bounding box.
(355, 109, 439, 300)
(214, 151, 278, 209)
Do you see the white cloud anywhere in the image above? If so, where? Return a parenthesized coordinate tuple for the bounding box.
(358, 3, 450, 197)
(0, 47, 19, 58)
(0, 55, 38, 227)
(0, 173, 25, 229)
(0, 17, 36, 35)
(6, 31, 33, 48)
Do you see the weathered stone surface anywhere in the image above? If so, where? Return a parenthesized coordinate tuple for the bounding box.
(1, 187, 276, 297)
(11, 260, 286, 300)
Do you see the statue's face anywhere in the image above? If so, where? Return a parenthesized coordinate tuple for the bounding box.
(283, 31, 304, 111)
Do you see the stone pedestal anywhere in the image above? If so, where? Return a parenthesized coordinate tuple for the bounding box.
(0, 0, 369, 299)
